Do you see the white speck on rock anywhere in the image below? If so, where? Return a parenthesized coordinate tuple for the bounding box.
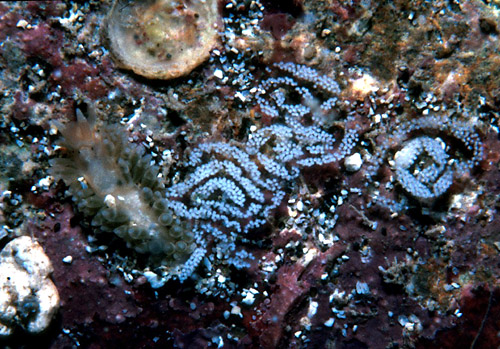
(324, 318, 335, 327)
(62, 255, 73, 264)
(241, 289, 256, 306)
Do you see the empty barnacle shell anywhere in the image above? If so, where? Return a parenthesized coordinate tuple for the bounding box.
(105, 0, 221, 80)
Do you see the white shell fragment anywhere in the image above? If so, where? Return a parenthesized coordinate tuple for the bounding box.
(0, 236, 60, 336)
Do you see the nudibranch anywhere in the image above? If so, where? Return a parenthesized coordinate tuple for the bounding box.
(50, 109, 203, 281)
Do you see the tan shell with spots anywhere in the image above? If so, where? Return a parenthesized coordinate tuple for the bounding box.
(106, 0, 221, 80)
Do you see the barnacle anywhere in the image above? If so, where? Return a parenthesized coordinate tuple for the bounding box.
(105, 0, 221, 80)
(50, 109, 201, 281)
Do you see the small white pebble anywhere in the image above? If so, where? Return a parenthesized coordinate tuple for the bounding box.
(296, 201, 304, 212)
(235, 91, 246, 102)
(344, 153, 363, 172)
(16, 19, 29, 28)
(230, 305, 242, 317)
(38, 176, 53, 190)
(49, 125, 59, 135)
(214, 69, 224, 79)
(324, 318, 335, 327)
(62, 255, 73, 264)
(307, 301, 318, 318)
(143, 271, 166, 289)
(242, 292, 255, 306)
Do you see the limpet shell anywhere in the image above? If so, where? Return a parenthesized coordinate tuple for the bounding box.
(106, 0, 221, 80)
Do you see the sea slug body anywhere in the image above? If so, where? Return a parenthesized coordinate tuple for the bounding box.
(50, 109, 200, 281)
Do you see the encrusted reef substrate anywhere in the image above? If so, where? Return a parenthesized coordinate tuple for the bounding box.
(49, 70, 360, 284)
(1, 0, 500, 347)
